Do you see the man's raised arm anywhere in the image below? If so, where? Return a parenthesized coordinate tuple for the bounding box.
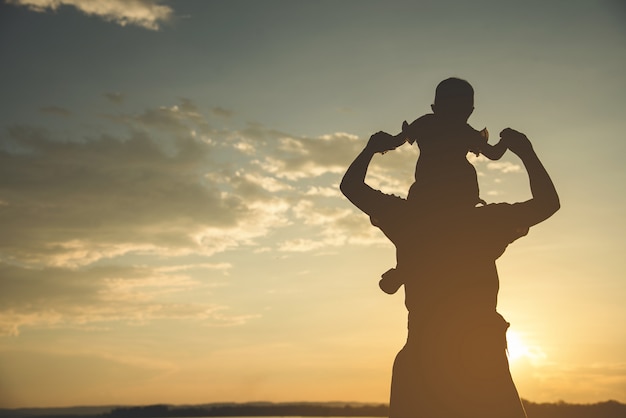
(340, 131, 397, 216)
(502, 128, 560, 226)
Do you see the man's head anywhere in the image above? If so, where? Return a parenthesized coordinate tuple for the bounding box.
(407, 166, 483, 212)
(431, 77, 474, 123)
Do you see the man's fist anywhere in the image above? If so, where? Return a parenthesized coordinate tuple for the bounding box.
(500, 128, 533, 156)
(366, 131, 398, 154)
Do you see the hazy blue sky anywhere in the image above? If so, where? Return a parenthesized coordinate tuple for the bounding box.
(0, 0, 625, 408)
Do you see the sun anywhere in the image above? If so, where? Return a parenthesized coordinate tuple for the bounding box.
(505, 330, 547, 365)
(506, 330, 532, 362)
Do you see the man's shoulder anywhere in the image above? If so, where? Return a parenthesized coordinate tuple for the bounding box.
(473, 202, 530, 243)
(477, 202, 518, 210)
(368, 191, 412, 240)
(372, 189, 408, 208)
(474, 201, 525, 216)
(369, 191, 408, 221)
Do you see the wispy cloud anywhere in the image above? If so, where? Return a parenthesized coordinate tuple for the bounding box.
(110, 98, 210, 134)
(305, 186, 341, 197)
(468, 153, 522, 174)
(39, 105, 71, 117)
(280, 199, 387, 251)
(4, 97, 372, 273)
(487, 161, 522, 173)
(7, 0, 174, 30)
(0, 262, 246, 336)
(104, 92, 125, 104)
(5, 94, 506, 336)
(211, 106, 234, 119)
(248, 131, 364, 181)
(0, 123, 247, 267)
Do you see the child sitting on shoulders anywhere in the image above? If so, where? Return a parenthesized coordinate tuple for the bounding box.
(378, 77, 508, 294)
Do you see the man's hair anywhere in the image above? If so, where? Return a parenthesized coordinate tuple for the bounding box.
(434, 77, 474, 107)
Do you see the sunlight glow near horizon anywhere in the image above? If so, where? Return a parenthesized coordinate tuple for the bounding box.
(0, 0, 625, 409)
(506, 330, 546, 365)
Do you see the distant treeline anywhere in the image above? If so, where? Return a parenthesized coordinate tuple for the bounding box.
(3, 400, 626, 418)
(522, 400, 626, 418)
(108, 402, 388, 417)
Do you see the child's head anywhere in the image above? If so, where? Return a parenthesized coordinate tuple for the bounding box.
(431, 77, 474, 123)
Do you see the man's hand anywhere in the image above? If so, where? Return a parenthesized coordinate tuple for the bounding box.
(500, 128, 534, 157)
(365, 131, 400, 154)
(498, 128, 559, 226)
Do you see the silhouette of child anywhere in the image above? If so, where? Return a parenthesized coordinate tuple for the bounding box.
(378, 78, 508, 294)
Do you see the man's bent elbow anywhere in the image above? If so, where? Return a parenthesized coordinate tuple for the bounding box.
(550, 195, 561, 216)
(527, 194, 560, 226)
(541, 195, 561, 221)
(339, 177, 349, 197)
(339, 176, 356, 200)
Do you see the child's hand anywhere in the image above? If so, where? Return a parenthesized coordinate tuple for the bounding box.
(401, 120, 415, 145)
(479, 127, 489, 141)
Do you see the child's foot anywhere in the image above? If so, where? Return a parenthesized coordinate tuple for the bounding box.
(379, 268, 404, 294)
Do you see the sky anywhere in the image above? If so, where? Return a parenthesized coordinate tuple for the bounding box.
(0, 0, 625, 409)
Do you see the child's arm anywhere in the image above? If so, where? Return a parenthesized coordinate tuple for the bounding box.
(480, 139, 508, 160)
(468, 126, 508, 160)
(399, 113, 436, 146)
(364, 114, 434, 155)
(378, 120, 418, 153)
(383, 128, 409, 152)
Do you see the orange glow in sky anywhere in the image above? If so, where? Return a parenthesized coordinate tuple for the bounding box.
(0, 0, 625, 409)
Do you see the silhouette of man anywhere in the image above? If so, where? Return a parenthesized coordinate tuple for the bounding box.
(340, 89, 560, 416)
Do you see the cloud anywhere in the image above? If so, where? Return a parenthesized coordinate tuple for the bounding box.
(277, 199, 388, 253)
(104, 92, 125, 104)
(109, 98, 211, 135)
(0, 125, 247, 267)
(4, 97, 384, 273)
(305, 186, 341, 197)
(7, 0, 174, 30)
(191, 197, 292, 255)
(0, 97, 418, 273)
(277, 238, 327, 253)
(39, 105, 71, 117)
(211, 106, 234, 119)
(219, 124, 415, 253)
(0, 261, 251, 336)
(0, 98, 302, 268)
(467, 154, 522, 174)
(487, 161, 522, 173)
(0, 95, 393, 336)
(244, 130, 364, 181)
